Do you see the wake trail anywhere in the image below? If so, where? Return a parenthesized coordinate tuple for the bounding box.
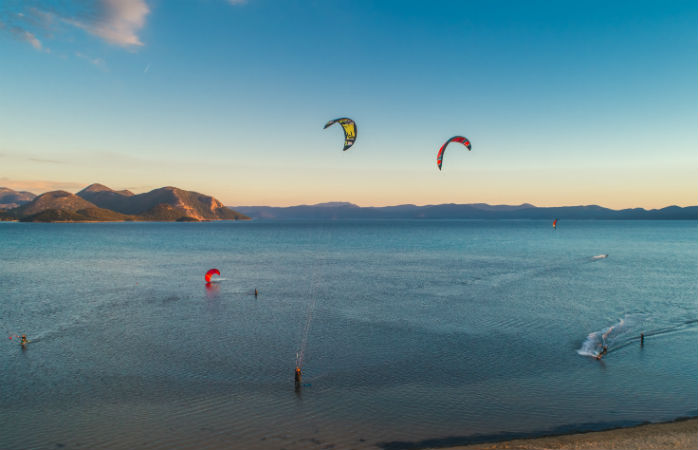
(577, 316, 697, 358)
(473, 253, 610, 288)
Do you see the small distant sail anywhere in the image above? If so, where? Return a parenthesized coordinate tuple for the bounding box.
(553, 218, 558, 229)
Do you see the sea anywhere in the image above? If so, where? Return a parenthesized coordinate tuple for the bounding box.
(1, 220, 696, 450)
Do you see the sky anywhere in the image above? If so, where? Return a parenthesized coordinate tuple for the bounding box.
(0, 0, 696, 208)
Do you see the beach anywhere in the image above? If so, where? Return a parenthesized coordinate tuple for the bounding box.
(450, 418, 698, 450)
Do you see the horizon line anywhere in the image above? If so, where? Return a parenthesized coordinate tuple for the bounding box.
(2, 184, 695, 212)
(228, 202, 697, 211)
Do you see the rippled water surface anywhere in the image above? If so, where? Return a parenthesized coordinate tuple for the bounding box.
(1, 220, 696, 449)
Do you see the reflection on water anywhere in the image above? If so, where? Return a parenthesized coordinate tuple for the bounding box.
(1, 220, 696, 449)
(205, 281, 221, 298)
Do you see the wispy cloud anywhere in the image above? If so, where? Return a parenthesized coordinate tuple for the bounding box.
(0, 0, 149, 50)
(0, 152, 68, 164)
(0, 177, 85, 194)
(27, 156, 67, 164)
(0, 17, 44, 51)
(75, 51, 107, 70)
(64, 0, 149, 47)
(19, 28, 42, 50)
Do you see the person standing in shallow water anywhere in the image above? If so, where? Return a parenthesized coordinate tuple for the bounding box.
(294, 367, 302, 391)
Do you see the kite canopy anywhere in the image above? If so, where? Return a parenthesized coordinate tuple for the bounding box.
(324, 118, 357, 151)
(437, 136, 471, 170)
(205, 268, 221, 283)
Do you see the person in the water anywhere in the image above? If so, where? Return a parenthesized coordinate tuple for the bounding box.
(593, 341, 608, 359)
(254, 288, 258, 298)
(595, 345, 608, 360)
(294, 367, 302, 390)
(20, 334, 28, 347)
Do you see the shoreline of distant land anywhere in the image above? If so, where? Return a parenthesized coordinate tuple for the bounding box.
(3, 185, 696, 222)
(379, 416, 698, 450)
(231, 202, 698, 220)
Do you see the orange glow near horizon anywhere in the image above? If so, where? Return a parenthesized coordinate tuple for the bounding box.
(2, 155, 695, 211)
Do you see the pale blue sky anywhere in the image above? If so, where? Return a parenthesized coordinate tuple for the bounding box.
(1, 0, 695, 207)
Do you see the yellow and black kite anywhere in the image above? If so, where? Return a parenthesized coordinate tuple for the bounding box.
(324, 117, 357, 151)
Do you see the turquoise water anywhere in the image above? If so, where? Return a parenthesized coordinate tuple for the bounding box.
(1, 220, 696, 450)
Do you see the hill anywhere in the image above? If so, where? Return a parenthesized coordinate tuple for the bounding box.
(77, 184, 247, 221)
(4, 184, 249, 222)
(0, 187, 36, 209)
(76, 183, 135, 212)
(14, 191, 99, 217)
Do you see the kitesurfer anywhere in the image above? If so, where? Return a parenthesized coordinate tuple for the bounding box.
(294, 367, 302, 391)
(594, 342, 608, 360)
(640, 333, 644, 346)
(596, 345, 608, 360)
(254, 288, 258, 298)
(20, 334, 28, 347)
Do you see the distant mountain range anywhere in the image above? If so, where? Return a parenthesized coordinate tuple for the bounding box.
(231, 202, 697, 220)
(3, 185, 695, 222)
(0, 184, 249, 222)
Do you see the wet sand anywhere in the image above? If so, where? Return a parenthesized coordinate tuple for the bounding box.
(449, 418, 697, 450)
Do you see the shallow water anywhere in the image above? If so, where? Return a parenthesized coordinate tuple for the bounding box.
(1, 220, 696, 450)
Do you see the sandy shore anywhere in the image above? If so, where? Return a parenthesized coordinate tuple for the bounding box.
(448, 418, 697, 450)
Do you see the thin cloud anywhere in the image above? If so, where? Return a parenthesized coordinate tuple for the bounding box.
(0, 18, 44, 51)
(27, 156, 67, 164)
(0, 0, 149, 50)
(75, 51, 107, 70)
(19, 28, 42, 50)
(0, 177, 85, 194)
(64, 0, 149, 47)
(0, 152, 68, 164)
